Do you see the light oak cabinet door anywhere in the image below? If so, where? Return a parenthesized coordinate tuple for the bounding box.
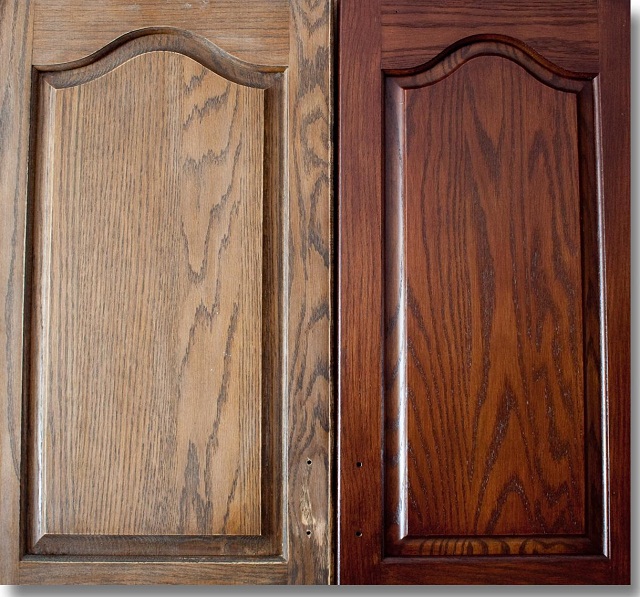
(0, 0, 332, 584)
(338, 0, 629, 585)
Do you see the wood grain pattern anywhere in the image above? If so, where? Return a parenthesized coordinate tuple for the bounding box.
(377, 554, 616, 585)
(339, 0, 628, 584)
(380, 0, 599, 74)
(28, 49, 284, 544)
(0, 0, 34, 585)
(19, 559, 290, 585)
(285, 0, 333, 583)
(1, 0, 332, 584)
(598, 0, 630, 583)
(382, 40, 606, 559)
(389, 55, 586, 542)
(33, 0, 289, 68)
(338, 0, 384, 585)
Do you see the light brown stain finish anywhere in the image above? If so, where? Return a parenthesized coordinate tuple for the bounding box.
(1, 0, 333, 585)
(33, 0, 289, 67)
(0, 0, 34, 584)
(32, 52, 265, 539)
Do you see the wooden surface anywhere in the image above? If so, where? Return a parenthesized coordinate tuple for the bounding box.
(0, 0, 34, 585)
(285, 0, 334, 583)
(33, 0, 289, 67)
(382, 47, 606, 556)
(18, 560, 290, 585)
(338, 0, 383, 585)
(380, 0, 599, 73)
(1, 0, 333, 585)
(397, 55, 585, 539)
(338, 0, 629, 585)
(598, 0, 630, 583)
(31, 50, 270, 540)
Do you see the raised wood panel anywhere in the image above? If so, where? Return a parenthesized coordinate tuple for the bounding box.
(339, 0, 629, 583)
(380, 0, 599, 74)
(26, 42, 285, 557)
(33, 0, 289, 67)
(32, 50, 267, 539)
(1, 0, 332, 584)
(384, 43, 602, 557)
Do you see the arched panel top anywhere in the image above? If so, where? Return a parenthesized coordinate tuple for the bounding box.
(38, 29, 285, 90)
(382, 29, 600, 554)
(385, 35, 594, 93)
(31, 44, 287, 548)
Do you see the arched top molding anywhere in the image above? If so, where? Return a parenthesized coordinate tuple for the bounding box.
(384, 34, 595, 93)
(36, 28, 286, 90)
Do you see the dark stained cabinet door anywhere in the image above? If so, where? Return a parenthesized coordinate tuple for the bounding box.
(0, 0, 332, 585)
(339, 0, 629, 585)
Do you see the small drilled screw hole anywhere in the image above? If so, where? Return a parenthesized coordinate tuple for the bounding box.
(306, 530, 312, 536)
(356, 461, 363, 467)
(306, 459, 312, 465)
(355, 530, 362, 537)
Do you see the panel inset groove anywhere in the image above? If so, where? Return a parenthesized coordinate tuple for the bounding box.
(36, 29, 285, 88)
(25, 42, 287, 557)
(383, 38, 604, 557)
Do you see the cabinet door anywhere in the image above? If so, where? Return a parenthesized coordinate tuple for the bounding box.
(0, 0, 332, 584)
(339, 0, 629, 584)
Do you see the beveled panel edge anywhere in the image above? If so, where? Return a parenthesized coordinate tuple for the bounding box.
(22, 49, 289, 561)
(386, 535, 599, 557)
(382, 37, 607, 558)
(383, 34, 595, 90)
(35, 28, 286, 90)
(29, 534, 282, 558)
(259, 75, 288, 553)
(576, 79, 607, 558)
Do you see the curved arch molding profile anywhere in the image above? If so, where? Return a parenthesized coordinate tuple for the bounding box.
(0, 0, 332, 585)
(383, 35, 604, 558)
(27, 30, 286, 558)
(338, 0, 628, 581)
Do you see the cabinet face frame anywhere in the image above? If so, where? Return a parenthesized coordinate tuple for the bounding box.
(337, 0, 629, 585)
(0, 0, 333, 585)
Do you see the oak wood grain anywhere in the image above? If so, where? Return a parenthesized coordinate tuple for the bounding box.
(33, 0, 289, 68)
(598, 0, 630, 583)
(338, 0, 628, 584)
(378, 554, 615, 585)
(0, 0, 34, 584)
(338, 0, 384, 585)
(382, 40, 605, 559)
(397, 55, 586, 539)
(19, 559, 290, 585)
(286, 0, 333, 583)
(388, 53, 605, 560)
(380, 0, 599, 74)
(30, 50, 274, 540)
(0, 0, 333, 584)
